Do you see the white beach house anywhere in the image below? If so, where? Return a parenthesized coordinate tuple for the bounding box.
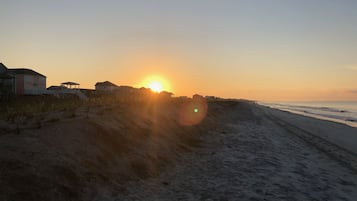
(0, 63, 46, 95)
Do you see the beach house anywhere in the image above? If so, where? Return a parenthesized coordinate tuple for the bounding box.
(95, 81, 119, 92)
(0, 63, 46, 95)
(0, 63, 15, 98)
(0, 63, 7, 74)
(159, 91, 174, 99)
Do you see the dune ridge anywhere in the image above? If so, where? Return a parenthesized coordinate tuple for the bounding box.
(0, 97, 232, 201)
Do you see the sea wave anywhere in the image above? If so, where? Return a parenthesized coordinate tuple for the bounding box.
(261, 102, 357, 127)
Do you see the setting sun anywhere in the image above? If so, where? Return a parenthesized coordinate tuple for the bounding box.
(148, 81, 163, 93)
(140, 75, 171, 93)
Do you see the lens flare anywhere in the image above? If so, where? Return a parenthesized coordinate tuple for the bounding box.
(179, 96, 208, 126)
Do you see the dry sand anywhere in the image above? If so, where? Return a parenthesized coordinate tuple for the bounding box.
(0, 100, 357, 201)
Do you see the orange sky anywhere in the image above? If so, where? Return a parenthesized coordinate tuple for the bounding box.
(1, 1, 357, 101)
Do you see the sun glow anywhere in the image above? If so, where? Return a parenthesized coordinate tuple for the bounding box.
(148, 81, 163, 93)
(141, 75, 171, 93)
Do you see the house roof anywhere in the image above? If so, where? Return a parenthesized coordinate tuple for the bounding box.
(8, 68, 46, 78)
(0, 63, 8, 74)
(95, 81, 118, 87)
(119, 85, 134, 89)
(47, 85, 68, 90)
(61, 82, 79, 86)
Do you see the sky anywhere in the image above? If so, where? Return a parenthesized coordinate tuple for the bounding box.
(1, 0, 357, 101)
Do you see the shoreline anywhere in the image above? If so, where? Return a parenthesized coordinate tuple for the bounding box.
(259, 102, 357, 128)
(259, 104, 357, 156)
(257, 101, 357, 128)
(269, 106, 357, 128)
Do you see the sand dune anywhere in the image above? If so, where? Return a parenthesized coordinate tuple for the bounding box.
(0, 98, 226, 201)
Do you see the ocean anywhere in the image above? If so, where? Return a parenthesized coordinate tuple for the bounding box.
(261, 101, 357, 128)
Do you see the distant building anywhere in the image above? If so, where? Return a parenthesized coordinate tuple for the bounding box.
(47, 85, 68, 91)
(193, 94, 205, 101)
(118, 85, 134, 91)
(0, 63, 15, 98)
(159, 91, 174, 99)
(95, 81, 119, 92)
(47, 84, 88, 100)
(8, 68, 46, 95)
(0, 63, 46, 95)
(205, 96, 218, 101)
(61, 82, 80, 89)
(0, 63, 7, 74)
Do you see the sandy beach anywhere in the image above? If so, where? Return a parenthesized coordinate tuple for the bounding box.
(1, 100, 357, 201)
(113, 101, 357, 201)
(3, 1, 357, 200)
